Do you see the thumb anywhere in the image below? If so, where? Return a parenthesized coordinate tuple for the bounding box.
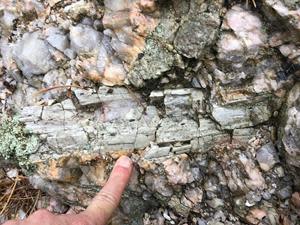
(82, 156, 133, 225)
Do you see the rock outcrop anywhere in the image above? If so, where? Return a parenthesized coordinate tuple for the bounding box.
(0, 0, 299, 224)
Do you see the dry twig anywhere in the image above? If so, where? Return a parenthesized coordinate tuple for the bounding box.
(29, 190, 40, 215)
(0, 176, 18, 215)
(0, 171, 43, 220)
(33, 84, 83, 97)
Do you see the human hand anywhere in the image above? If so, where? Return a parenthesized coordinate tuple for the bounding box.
(3, 156, 133, 225)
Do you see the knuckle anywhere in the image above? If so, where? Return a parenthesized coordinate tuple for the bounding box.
(97, 191, 118, 208)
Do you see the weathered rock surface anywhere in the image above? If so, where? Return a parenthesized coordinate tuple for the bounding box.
(70, 24, 102, 54)
(45, 27, 69, 52)
(282, 83, 300, 188)
(256, 143, 279, 171)
(12, 32, 58, 77)
(0, 0, 300, 224)
(174, 0, 221, 58)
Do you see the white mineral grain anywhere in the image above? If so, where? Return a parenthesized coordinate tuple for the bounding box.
(70, 24, 102, 54)
(12, 32, 57, 77)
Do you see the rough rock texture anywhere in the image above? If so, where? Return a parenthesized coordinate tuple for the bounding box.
(282, 83, 300, 188)
(0, 0, 300, 224)
(256, 143, 280, 171)
(13, 32, 58, 77)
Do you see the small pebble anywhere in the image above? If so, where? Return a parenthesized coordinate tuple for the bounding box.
(7, 168, 18, 178)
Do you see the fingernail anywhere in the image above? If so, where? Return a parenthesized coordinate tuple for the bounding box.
(116, 156, 132, 169)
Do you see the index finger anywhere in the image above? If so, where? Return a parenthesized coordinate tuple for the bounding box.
(82, 156, 133, 225)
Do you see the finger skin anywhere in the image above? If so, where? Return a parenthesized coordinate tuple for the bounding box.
(26, 209, 56, 225)
(2, 156, 133, 225)
(2, 209, 67, 225)
(82, 156, 133, 225)
(2, 221, 20, 225)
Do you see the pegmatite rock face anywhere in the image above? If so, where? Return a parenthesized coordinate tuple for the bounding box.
(0, 0, 300, 224)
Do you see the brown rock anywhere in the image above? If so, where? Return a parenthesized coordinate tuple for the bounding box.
(291, 192, 300, 208)
(163, 155, 195, 185)
(246, 208, 267, 225)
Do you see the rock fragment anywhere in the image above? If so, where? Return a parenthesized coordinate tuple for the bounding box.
(168, 196, 190, 217)
(0, 9, 17, 32)
(174, 0, 221, 58)
(217, 33, 244, 64)
(64, 0, 96, 20)
(12, 32, 57, 77)
(239, 153, 266, 190)
(277, 186, 292, 200)
(144, 173, 173, 197)
(291, 192, 300, 208)
(102, 0, 159, 86)
(127, 39, 175, 87)
(211, 101, 273, 129)
(45, 27, 69, 52)
(224, 6, 266, 54)
(96, 35, 126, 86)
(144, 144, 170, 159)
(262, 0, 300, 31)
(256, 143, 279, 171)
(6, 168, 18, 178)
(163, 154, 196, 185)
(70, 24, 102, 54)
(183, 187, 203, 208)
(207, 198, 224, 209)
(246, 208, 267, 225)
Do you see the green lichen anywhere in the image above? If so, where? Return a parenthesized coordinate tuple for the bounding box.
(0, 114, 39, 171)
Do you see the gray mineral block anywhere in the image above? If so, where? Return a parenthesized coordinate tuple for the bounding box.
(13, 32, 57, 77)
(256, 143, 279, 171)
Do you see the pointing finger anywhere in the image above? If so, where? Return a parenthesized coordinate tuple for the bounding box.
(82, 156, 133, 225)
